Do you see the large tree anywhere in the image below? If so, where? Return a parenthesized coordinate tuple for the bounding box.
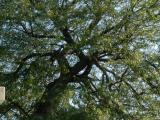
(0, 0, 160, 119)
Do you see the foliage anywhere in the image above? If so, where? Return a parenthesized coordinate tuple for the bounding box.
(0, 0, 160, 120)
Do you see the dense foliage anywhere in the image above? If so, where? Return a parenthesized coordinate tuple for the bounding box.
(0, 0, 160, 119)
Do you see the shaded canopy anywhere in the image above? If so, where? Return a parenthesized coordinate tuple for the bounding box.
(0, 0, 160, 119)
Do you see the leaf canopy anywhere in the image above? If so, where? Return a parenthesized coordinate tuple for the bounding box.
(0, 0, 160, 120)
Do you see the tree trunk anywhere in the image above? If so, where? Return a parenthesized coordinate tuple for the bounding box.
(31, 74, 72, 120)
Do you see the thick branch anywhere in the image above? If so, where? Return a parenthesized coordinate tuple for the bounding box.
(31, 73, 73, 119)
(60, 27, 74, 44)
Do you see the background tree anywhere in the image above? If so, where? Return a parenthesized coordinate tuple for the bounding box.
(0, 0, 160, 119)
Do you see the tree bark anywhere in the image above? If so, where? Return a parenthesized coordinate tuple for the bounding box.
(31, 74, 72, 120)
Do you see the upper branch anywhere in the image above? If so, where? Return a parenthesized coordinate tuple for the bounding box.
(14, 51, 62, 74)
(20, 23, 56, 39)
(60, 27, 74, 44)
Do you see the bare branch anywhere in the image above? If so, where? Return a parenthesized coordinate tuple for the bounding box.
(20, 23, 56, 39)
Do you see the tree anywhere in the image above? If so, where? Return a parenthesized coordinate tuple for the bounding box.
(0, 0, 160, 119)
